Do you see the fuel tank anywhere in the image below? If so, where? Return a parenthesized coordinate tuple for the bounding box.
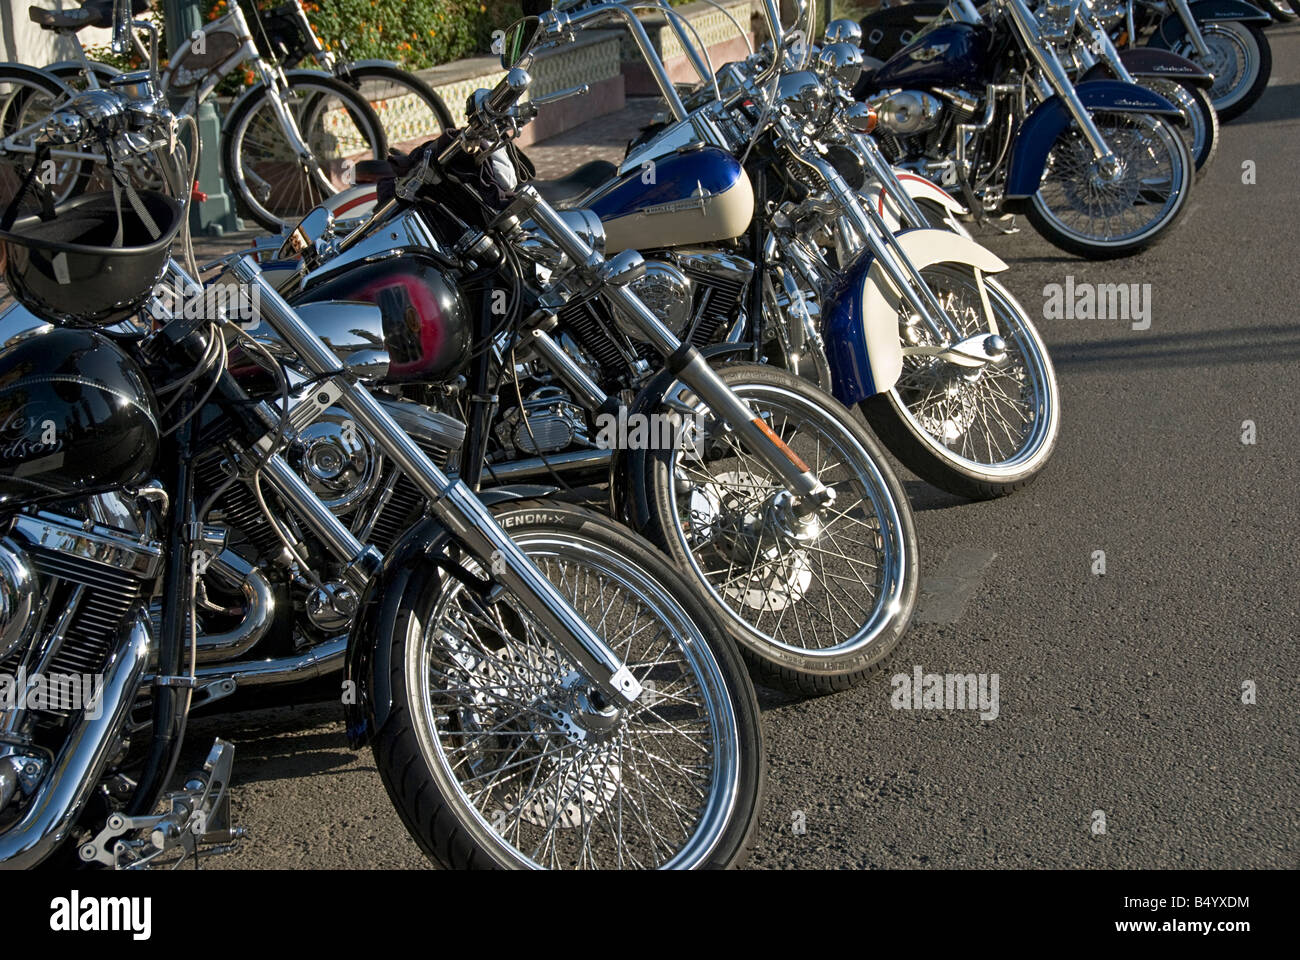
(0, 313, 159, 508)
(870, 22, 992, 91)
(290, 253, 472, 383)
(584, 145, 754, 254)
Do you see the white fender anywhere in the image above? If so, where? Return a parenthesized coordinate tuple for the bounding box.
(868, 172, 970, 235)
(318, 184, 380, 222)
(859, 228, 1008, 393)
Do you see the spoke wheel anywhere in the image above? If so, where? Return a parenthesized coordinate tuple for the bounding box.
(222, 74, 386, 231)
(635, 363, 918, 695)
(1028, 110, 1192, 258)
(375, 501, 763, 870)
(861, 265, 1060, 499)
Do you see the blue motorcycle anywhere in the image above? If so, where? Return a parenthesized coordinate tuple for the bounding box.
(855, 0, 1196, 259)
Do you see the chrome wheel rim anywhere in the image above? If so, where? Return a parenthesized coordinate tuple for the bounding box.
(407, 530, 741, 869)
(893, 267, 1057, 477)
(1139, 79, 1207, 167)
(1179, 23, 1257, 111)
(666, 382, 911, 662)
(1032, 111, 1188, 250)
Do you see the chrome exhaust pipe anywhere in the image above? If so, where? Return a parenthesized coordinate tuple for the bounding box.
(0, 614, 151, 869)
(195, 552, 275, 664)
(192, 635, 346, 688)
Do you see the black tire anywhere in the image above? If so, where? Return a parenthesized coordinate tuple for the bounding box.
(221, 73, 386, 232)
(341, 64, 454, 153)
(1026, 111, 1193, 259)
(632, 363, 919, 696)
(1138, 78, 1219, 177)
(860, 269, 1060, 500)
(371, 500, 764, 869)
(0, 65, 88, 207)
(1171, 21, 1271, 122)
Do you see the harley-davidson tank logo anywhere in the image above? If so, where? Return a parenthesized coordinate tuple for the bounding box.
(639, 181, 713, 217)
(0, 407, 64, 465)
(910, 43, 950, 62)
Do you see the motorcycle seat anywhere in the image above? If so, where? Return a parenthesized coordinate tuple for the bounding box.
(29, 0, 147, 32)
(533, 160, 618, 208)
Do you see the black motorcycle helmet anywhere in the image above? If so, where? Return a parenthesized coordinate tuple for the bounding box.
(0, 189, 184, 328)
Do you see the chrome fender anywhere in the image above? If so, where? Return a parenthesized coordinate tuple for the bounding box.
(824, 228, 1007, 405)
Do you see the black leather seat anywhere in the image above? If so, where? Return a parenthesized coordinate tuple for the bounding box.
(30, 0, 149, 32)
(533, 160, 618, 208)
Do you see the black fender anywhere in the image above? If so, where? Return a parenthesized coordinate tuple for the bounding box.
(1149, 0, 1271, 48)
(343, 484, 556, 747)
(610, 342, 755, 531)
(1004, 80, 1183, 200)
(1080, 48, 1215, 88)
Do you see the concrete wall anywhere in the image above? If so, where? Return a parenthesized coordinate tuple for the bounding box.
(2, 0, 112, 66)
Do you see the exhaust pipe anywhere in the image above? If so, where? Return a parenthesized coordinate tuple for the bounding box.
(192, 635, 346, 688)
(0, 614, 151, 869)
(196, 552, 275, 663)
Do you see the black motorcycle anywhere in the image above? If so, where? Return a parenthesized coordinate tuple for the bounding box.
(0, 63, 763, 869)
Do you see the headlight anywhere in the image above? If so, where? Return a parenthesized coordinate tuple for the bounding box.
(817, 42, 865, 95)
(776, 71, 829, 129)
(1037, 0, 1082, 38)
(824, 18, 863, 45)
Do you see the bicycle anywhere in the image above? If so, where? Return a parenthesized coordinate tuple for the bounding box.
(3, 0, 387, 230)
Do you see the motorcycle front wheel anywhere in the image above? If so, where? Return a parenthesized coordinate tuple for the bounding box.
(633, 363, 919, 696)
(1136, 78, 1219, 177)
(1169, 21, 1271, 122)
(1026, 109, 1193, 259)
(372, 500, 764, 869)
(860, 265, 1060, 499)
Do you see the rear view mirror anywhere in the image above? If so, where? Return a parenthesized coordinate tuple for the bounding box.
(498, 17, 541, 70)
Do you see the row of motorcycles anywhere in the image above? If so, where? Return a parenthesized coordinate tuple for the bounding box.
(0, 0, 1271, 868)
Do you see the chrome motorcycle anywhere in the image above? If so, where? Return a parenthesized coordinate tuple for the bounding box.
(263, 15, 924, 696)
(855, 0, 1195, 259)
(498, 0, 1059, 500)
(0, 71, 764, 869)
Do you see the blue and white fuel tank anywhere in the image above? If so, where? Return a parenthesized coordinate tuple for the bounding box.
(583, 145, 754, 253)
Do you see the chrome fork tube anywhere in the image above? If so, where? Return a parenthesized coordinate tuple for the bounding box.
(805, 153, 963, 341)
(229, 257, 641, 705)
(1171, 0, 1214, 58)
(851, 131, 929, 227)
(518, 187, 829, 505)
(1003, 0, 1115, 161)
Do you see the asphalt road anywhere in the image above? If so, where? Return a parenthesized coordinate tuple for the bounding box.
(186, 24, 1299, 869)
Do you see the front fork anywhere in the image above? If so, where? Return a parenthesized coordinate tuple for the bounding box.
(1005, 0, 1118, 166)
(1170, 0, 1215, 59)
(223, 257, 642, 707)
(803, 150, 966, 344)
(252, 59, 322, 170)
(512, 185, 831, 511)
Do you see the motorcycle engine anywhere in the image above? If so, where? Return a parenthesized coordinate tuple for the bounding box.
(0, 493, 160, 830)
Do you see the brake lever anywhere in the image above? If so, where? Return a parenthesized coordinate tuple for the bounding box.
(531, 83, 589, 106)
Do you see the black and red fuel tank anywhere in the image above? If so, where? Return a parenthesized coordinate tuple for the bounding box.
(290, 253, 471, 384)
(0, 313, 159, 508)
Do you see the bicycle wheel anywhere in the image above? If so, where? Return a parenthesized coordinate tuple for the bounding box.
(0, 65, 87, 208)
(221, 72, 386, 231)
(343, 64, 453, 154)
(373, 500, 764, 869)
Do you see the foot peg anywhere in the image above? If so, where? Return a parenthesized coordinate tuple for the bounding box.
(79, 738, 243, 869)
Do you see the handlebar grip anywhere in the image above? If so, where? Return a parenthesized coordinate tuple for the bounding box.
(484, 68, 531, 116)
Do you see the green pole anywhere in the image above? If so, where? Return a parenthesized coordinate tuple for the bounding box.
(161, 0, 240, 236)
